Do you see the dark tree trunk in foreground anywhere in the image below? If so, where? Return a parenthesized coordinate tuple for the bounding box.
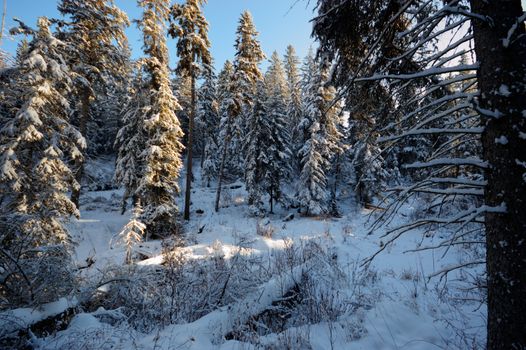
(470, 1, 526, 348)
(70, 86, 90, 209)
(183, 72, 196, 221)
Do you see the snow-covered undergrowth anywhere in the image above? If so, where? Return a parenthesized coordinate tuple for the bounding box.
(1, 166, 486, 350)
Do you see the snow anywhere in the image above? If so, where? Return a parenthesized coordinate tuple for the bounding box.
(27, 161, 486, 349)
(0, 297, 77, 337)
(495, 136, 508, 145)
(498, 84, 511, 97)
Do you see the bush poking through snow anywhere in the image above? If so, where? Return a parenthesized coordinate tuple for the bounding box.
(0, 217, 76, 310)
(256, 220, 275, 238)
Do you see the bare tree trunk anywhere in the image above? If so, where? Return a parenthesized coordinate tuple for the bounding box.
(183, 72, 196, 221)
(200, 143, 205, 169)
(71, 87, 90, 209)
(470, 1, 526, 349)
(269, 185, 273, 214)
(214, 116, 233, 212)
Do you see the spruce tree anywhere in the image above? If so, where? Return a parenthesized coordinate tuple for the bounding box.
(283, 45, 302, 173)
(244, 52, 292, 215)
(262, 52, 291, 212)
(215, 11, 265, 212)
(135, 0, 184, 237)
(169, 0, 211, 221)
(244, 80, 267, 215)
(57, 0, 129, 208)
(0, 17, 85, 245)
(297, 58, 342, 216)
(216, 60, 237, 178)
(197, 63, 219, 187)
(118, 203, 145, 264)
(114, 67, 147, 213)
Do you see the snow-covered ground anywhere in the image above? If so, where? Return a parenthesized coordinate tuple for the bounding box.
(2, 163, 485, 349)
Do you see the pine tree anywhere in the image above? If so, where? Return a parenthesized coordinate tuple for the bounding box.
(0, 17, 85, 245)
(197, 63, 219, 187)
(57, 0, 130, 209)
(215, 11, 265, 212)
(297, 58, 342, 216)
(169, 0, 211, 221)
(135, 0, 184, 237)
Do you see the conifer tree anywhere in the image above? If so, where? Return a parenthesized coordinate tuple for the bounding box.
(262, 52, 291, 212)
(0, 17, 85, 245)
(57, 0, 129, 209)
(283, 45, 302, 172)
(169, 0, 211, 221)
(217, 60, 234, 104)
(135, 0, 184, 237)
(244, 53, 291, 215)
(197, 63, 219, 187)
(118, 203, 145, 264)
(115, 67, 147, 213)
(215, 60, 237, 178)
(244, 80, 267, 214)
(215, 11, 265, 212)
(297, 58, 342, 216)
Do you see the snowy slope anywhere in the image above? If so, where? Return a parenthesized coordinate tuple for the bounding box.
(26, 162, 485, 349)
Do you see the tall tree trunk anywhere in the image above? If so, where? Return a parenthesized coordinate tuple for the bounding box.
(71, 86, 90, 209)
(200, 142, 205, 169)
(215, 116, 233, 212)
(470, 1, 526, 349)
(269, 185, 273, 214)
(183, 72, 196, 221)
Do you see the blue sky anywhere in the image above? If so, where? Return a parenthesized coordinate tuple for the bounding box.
(0, 0, 316, 72)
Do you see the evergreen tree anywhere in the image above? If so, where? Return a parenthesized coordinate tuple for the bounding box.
(217, 60, 234, 104)
(114, 66, 147, 213)
(169, 0, 211, 220)
(244, 81, 267, 215)
(57, 0, 130, 208)
(135, 0, 184, 237)
(312, 2, 526, 347)
(0, 17, 85, 244)
(197, 63, 219, 187)
(244, 52, 292, 215)
(215, 60, 237, 179)
(297, 58, 342, 216)
(283, 45, 302, 172)
(173, 74, 192, 146)
(262, 52, 292, 212)
(215, 11, 265, 212)
(118, 202, 145, 264)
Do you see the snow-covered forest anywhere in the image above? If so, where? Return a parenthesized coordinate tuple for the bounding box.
(0, 0, 525, 349)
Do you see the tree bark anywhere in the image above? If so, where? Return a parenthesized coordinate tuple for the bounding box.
(269, 185, 273, 214)
(470, 1, 526, 349)
(183, 72, 196, 221)
(70, 86, 90, 210)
